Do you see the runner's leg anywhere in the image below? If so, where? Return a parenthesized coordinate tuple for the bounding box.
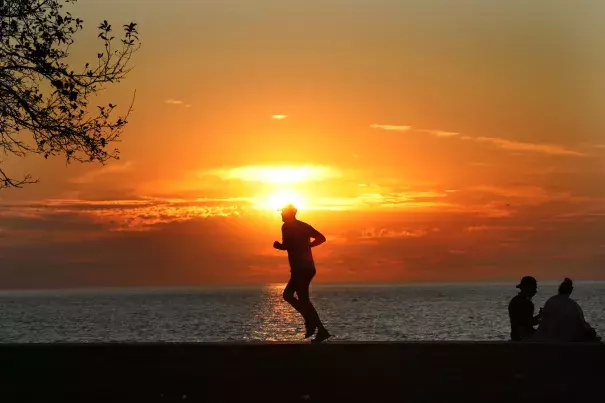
(283, 276, 304, 316)
(296, 271, 326, 333)
(284, 274, 316, 336)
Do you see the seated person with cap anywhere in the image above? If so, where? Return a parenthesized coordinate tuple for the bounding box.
(508, 276, 542, 341)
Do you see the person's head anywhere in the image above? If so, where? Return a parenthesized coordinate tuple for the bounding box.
(280, 204, 297, 222)
(516, 276, 538, 297)
(558, 278, 574, 296)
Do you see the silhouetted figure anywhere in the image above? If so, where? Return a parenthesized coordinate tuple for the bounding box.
(273, 204, 331, 343)
(535, 278, 601, 342)
(508, 276, 542, 341)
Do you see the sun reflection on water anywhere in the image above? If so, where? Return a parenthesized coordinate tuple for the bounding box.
(248, 284, 304, 341)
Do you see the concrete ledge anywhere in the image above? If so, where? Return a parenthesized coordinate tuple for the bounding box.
(0, 342, 603, 402)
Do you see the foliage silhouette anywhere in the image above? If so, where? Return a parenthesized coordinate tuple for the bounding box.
(0, 0, 140, 188)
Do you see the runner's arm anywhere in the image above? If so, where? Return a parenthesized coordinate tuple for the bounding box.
(273, 241, 287, 250)
(273, 226, 288, 250)
(308, 225, 326, 248)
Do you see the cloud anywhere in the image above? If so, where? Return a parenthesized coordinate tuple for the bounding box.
(370, 125, 458, 137)
(370, 123, 585, 157)
(439, 183, 605, 221)
(370, 124, 411, 132)
(472, 137, 586, 157)
(370, 124, 460, 137)
(320, 210, 605, 283)
(271, 114, 288, 120)
(2, 192, 605, 289)
(0, 197, 249, 233)
(0, 213, 281, 289)
(466, 225, 535, 232)
(164, 99, 191, 108)
(421, 130, 460, 138)
(468, 185, 594, 205)
(204, 165, 340, 184)
(470, 185, 552, 200)
(70, 162, 134, 185)
(311, 190, 455, 212)
(360, 228, 430, 239)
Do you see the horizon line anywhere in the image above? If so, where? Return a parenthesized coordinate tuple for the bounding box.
(1, 279, 605, 294)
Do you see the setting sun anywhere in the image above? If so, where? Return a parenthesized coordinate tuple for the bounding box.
(255, 188, 308, 211)
(211, 165, 336, 211)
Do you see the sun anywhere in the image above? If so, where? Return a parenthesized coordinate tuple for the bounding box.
(255, 188, 308, 211)
(211, 164, 334, 212)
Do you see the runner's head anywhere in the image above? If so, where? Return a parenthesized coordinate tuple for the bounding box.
(279, 204, 297, 222)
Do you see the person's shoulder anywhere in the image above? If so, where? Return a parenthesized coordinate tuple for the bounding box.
(509, 294, 520, 308)
(295, 219, 313, 229)
(570, 298, 582, 308)
(542, 295, 557, 309)
(509, 294, 528, 307)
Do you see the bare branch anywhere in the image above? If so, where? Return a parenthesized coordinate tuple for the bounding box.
(0, 166, 37, 189)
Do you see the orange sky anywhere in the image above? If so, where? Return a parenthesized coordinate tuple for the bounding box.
(1, 0, 604, 289)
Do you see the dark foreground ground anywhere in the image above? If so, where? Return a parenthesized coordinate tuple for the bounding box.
(0, 342, 603, 403)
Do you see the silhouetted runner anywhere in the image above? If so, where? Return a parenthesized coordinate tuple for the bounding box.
(273, 204, 331, 343)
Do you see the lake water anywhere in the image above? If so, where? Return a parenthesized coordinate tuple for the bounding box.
(0, 282, 603, 342)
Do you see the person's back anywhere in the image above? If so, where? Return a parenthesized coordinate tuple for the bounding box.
(508, 276, 540, 341)
(508, 293, 536, 341)
(536, 278, 600, 342)
(537, 294, 582, 342)
(282, 219, 316, 270)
